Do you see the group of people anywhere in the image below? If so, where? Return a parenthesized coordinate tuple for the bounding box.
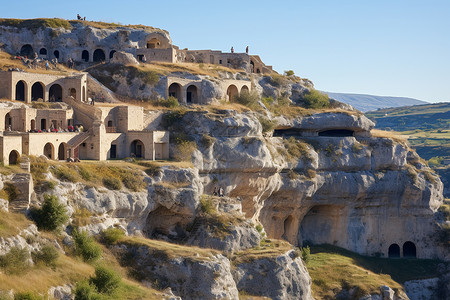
(213, 186, 225, 197)
(77, 14, 86, 21)
(28, 124, 84, 133)
(230, 46, 249, 54)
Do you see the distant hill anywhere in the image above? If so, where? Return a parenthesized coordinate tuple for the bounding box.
(365, 102, 450, 131)
(324, 92, 427, 112)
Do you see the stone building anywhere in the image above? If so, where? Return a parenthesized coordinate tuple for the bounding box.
(0, 22, 273, 74)
(0, 70, 169, 165)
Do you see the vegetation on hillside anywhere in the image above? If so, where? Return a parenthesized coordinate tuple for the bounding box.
(0, 18, 72, 30)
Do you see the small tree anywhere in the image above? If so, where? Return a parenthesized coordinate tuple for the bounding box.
(90, 266, 121, 294)
(72, 229, 102, 262)
(301, 89, 330, 109)
(31, 194, 68, 231)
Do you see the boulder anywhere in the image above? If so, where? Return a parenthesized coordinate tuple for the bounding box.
(110, 51, 139, 65)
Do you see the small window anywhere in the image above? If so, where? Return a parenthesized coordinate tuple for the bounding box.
(219, 60, 222, 64)
(82, 143, 86, 147)
(107, 120, 113, 127)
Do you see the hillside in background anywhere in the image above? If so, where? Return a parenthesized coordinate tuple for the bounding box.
(325, 92, 427, 112)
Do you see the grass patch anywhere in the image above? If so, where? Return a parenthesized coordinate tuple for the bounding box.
(306, 244, 443, 299)
(371, 129, 408, 145)
(0, 18, 72, 30)
(0, 246, 30, 275)
(72, 229, 102, 262)
(0, 210, 32, 237)
(233, 239, 293, 265)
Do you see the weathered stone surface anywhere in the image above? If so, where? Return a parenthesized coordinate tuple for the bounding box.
(404, 278, 439, 300)
(121, 244, 239, 300)
(232, 250, 313, 300)
(110, 51, 139, 65)
(48, 284, 73, 300)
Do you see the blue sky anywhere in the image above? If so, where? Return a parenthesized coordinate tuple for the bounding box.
(2, 0, 449, 102)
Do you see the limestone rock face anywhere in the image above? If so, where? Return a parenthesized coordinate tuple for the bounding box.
(232, 250, 313, 300)
(121, 244, 239, 300)
(404, 278, 440, 300)
(173, 109, 446, 260)
(110, 51, 139, 65)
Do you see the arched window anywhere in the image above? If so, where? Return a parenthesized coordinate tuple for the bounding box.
(388, 244, 400, 258)
(49, 84, 63, 102)
(168, 83, 182, 103)
(186, 85, 198, 104)
(241, 85, 249, 94)
(5, 113, 12, 130)
(147, 38, 161, 49)
(53, 50, 60, 59)
(403, 241, 417, 258)
(31, 82, 44, 101)
(70, 88, 77, 99)
(8, 150, 20, 165)
(130, 140, 145, 158)
(44, 143, 54, 159)
(20, 44, 34, 57)
(15, 81, 26, 101)
(82, 50, 89, 62)
(226, 85, 238, 102)
(93, 49, 105, 62)
(109, 50, 116, 59)
(39, 48, 47, 55)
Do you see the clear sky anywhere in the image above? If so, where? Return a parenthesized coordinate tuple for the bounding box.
(2, 0, 449, 102)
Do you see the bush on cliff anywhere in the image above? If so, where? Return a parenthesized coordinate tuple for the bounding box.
(72, 229, 102, 262)
(31, 194, 68, 231)
(0, 246, 30, 275)
(301, 89, 330, 109)
(235, 90, 260, 109)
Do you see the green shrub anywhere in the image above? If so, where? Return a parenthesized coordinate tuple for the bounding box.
(31, 194, 68, 231)
(72, 229, 102, 262)
(0, 246, 30, 275)
(301, 245, 310, 263)
(90, 266, 121, 294)
(284, 70, 295, 76)
(301, 89, 330, 109)
(101, 228, 125, 245)
(255, 224, 263, 233)
(103, 177, 122, 190)
(234, 90, 260, 108)
(283, 137, 310, 160)
(156, 96, 179, 108)
(13, 292, 43, 300)
(74, 280, 101, 300)
(32, 245, 59, 267)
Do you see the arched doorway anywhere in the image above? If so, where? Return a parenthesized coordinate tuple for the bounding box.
(8, 150, 19, 165)
(241, 85, 249, 94)
(58, 143, 67, 160)
(53, 50, 60, 59)
(168, 83, 182, 103)
(31, 119, 36, 131)
(282, 215, 297, 244)
(49, 84, 63, 102)
(147, 38, 161, 49)
(31, 82, 44, 101)
(388, 244, 400, 258)
(403, 241, 416, 258)
(130, 140, 145, 158)
(39, 48, 47, 56)
(93, 49, 105, 62)
(82, 50, 89, 62)
(186, 85, 198, 104)
(70, 88, 77, 99)
(20, 44, 34, 57)
(250, 60, 255, 72)
(109, 50, 116, 59)
(44, 143, 54, 159)
(15, 81, 26, 101)
(226, 85, 238, 101)
(5, 113, 12, 130)
(256, 68, 261, 73)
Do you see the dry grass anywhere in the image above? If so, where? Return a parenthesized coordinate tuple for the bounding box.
(0, 254, 94, 294)
(120, 236, 218, 261)
(371, 129, 409, 144)
(233, 239, 293, 265)
(140, 61, 237, 78)
(0, 210, 33, 237)
(0, 50, 76, 75)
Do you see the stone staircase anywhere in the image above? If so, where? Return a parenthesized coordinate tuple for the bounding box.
(8, 173, 33, 213)
(67, 131, 90, 148)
